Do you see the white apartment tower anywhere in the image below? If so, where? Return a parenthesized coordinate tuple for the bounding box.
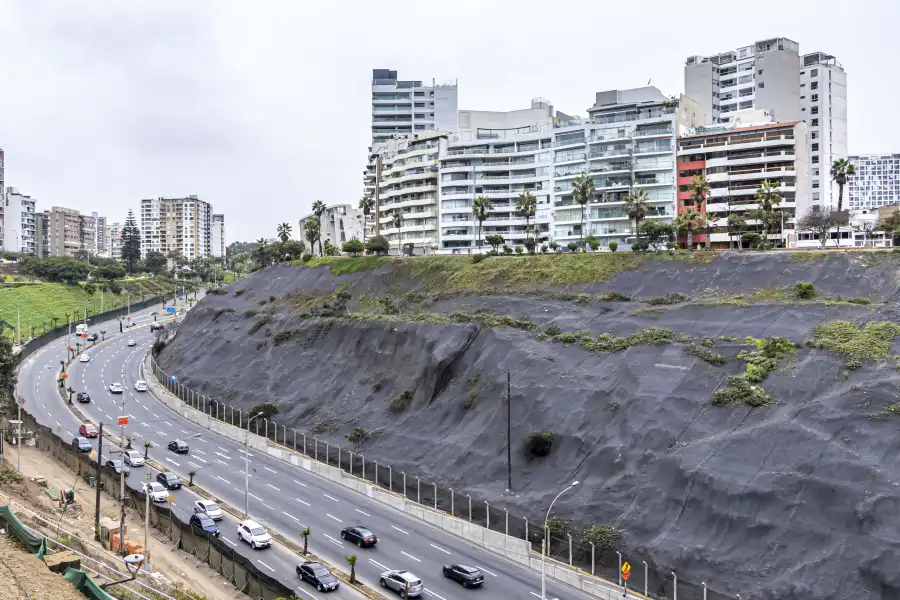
(211, 214, 225, 258)
(685, 38, 847, 214)
(370, 69, 458, 149)
(140, 195, 213, 260)
(298, 204, 364, 254)
(3, 187, 37, 254)
(848, 154, 900, 211)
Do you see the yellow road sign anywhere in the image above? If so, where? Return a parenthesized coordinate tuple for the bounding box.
(622, 561, 631, 573)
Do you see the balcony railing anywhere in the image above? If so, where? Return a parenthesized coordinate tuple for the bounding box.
(634, 128, 673, 138)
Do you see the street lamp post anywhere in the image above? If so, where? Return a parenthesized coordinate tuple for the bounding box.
(702, 581, 707, 600)
(642, 561, 648, 597)
(244, 412, 264, 518)
(672, 571, 677, 600)
(541, 481, 579, 600)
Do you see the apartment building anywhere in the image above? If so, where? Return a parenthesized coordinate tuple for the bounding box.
(39, 206, 96, 258)
(93, 213, 107, 256)
(140, 195, 213, 260)
(848, 154, 900, 210)
(211, 214, 225, 258)
(684, 38, 847, 212)
(107, 221, 123, 262)
(676, 120, 810, 249)
(371, 69, 458, 149)
(2, 188, 37, 254)
(35, 211, 49, 257)
(298, 204, 364, 254)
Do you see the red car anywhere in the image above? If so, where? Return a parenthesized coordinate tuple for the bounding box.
(79, 423, 98, 438)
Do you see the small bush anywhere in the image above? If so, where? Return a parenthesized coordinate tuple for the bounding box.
(234, 289, 246, 296)
(526, 432, 553, 457)
(502, 246, 513, 255)
(258, 299, 267, 306)
(273, 329, 298, 346)
(567, 242, 578, 252)
(248, 315, 272, 334)
(597, 291, 630, 302)
(631, 240, 649, 252)
(373, 376, 387, 392)
(582, 524, 623, 555)
(464, 388, 477, 409)
(794, 281, 816, 299)
(540, 244, 549, 254)
(342, 239, 364, 256)
(544, 325, 561, 337)
(608, 240, 618, 252)
(847, 297, 872, 305)
(683, 344, 726, 366)
(647, 292, 689, 305)
(269, 296, 276, 302)
(213, 308, 235, 321)
(249, 402, 279, 419)
(472, 254, 487, 264)
(243, 310, 258, 318)
(712, 375, 773, 407)
(666, 241, 679, 249)
(207, 288, 226, 295)
(390, 390, 413, 410)
(514, 246, 524, 255)
(301, 252, 313, 263)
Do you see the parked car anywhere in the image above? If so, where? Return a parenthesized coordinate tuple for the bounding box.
(237, 520, 272, 549)
(379, 570, 424, 597)
(86, 332, 98, 342)
(123, 450, 144, 467)
(104, 459, 129, 475)
(72, 437, 92, 452)
(108, 383, 124, 394)
(156, 471, 181, 490)
(297, 562, 340, 593)
(134, 380, 148, 392)
(442, 564, 485, 588)
(189, 513, 220, 537)
(340, 526, 377, 548)
(78, 423, 98, 438)
(194, 500, 224, 521)
(79, 354, 91, 363)
(127, 339, 136, 347)
(76, 391, 91, 403)
(168, 440, 189, 454)
(143, 482, 169, 502)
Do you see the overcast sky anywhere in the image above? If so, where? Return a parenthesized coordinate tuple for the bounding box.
(0, 0, 896, 243)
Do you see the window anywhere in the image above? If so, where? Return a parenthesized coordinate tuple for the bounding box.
(811, 81, 819, 91)
(811, 118, 819, 127)
(812, 192, 820, 201)
(811, 106, 819, 115)
(812, 181, 820, 188)
(811, 68, 818, 77)
(812, 155, 820, 164)
(812, 143, 819, 152)
(811, 131, 818, 140)
(414, 91, 425, 97)
(758, 69, 764, 75)
(811, 94, 819, 102)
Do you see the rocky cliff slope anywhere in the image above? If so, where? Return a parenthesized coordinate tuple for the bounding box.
(158, 252, 900, 600)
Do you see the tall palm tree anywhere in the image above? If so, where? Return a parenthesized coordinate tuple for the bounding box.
(754, 180, 782, 251)
(471, 195, 492, 252)
(304, 218, 320, 256)
(514, 191, 538, 244)
(276, 222, 292, 242)
(311, 200, 327, 256)
(255, 238, 268, 267)
(571, 173, 595, 249)
(358, 195, 374, 247)
(831, 158, 856, 245)
(623, 188, 650, 242)
(391, 212, 402, 256)
(688, 175, 712, 249)
(727, 213, 746, 251)
(673, 210, 705, 250)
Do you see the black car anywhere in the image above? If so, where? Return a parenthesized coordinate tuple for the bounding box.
(168, 440, 189, 454)
(297, 562, 340, 593)
(72, 437, 92, 452)
(150, 322, 164, 331)
(340, 526, 377, 548)
(189, 513, 220, 537)
(77, 391, 91, 403)
(442, 564, 485, 588)
(157, 471, 181, 489)
(86, 332, 98, 342)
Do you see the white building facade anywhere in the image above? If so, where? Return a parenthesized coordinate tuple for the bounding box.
(371, 69, 458, 149)
(2, 187, 37, 254)
(140, 195, 213, 260)
(298, 204, 364, 254)
(848, 154, 900, 211)
(211, 214, 225, 258)
(107, 221, 123, 262)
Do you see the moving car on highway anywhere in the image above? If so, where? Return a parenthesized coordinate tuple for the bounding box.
(156, 471, 181, 489)
(340, 525, 377, 548)
(134, 380, 148, 392)
(86, 332, 98, 342)
(168, 440, 189, 454)
(108, 383, 124, 394)
(380, 570, 424, 597)
(78, 423, 98, 438)
(237, 520, 272, 549)
(143, 482, 169, 502)
(297, 562, 340, 593)
(72, 437, 91, 452)
(79, 354, 91, 363)
(189, 513, 220, 537)
(104, 459, 129, 475)
(442, 564, 485, 588)
(123, 450, 144, 467)
(150, 322, 164, 331)
(127, 339, 136, 347)
(77, 391, 91, 403)
(194, 500, 223, 521)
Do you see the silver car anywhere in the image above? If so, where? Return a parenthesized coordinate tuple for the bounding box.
(379, 570, 423, 597)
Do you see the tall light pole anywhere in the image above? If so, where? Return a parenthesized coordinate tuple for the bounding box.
(541, 480, 579, 599)
(672, 571, 677, 600)
(244, 412, 264, 518)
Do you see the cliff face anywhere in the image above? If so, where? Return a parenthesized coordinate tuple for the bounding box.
(160, 252, 900, 600)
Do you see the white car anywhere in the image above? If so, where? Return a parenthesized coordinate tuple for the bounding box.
(134, 380, 148, 392)
(123, 450, 144, 467)
(237, 520, 272, 549)
(143, 482, 169, 502)
(79, 354, 91, 363)
(194, 499, 224, 521)
(108, 383, 124, 394)
(127, 339, 136, 347)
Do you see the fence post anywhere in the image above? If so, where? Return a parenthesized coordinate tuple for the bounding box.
(504, 508, 508, 536)
(374, 461, 378, 484)
(282, 424, 286, 446)
(303, 434, 306, 456)
(325, 443, 329, 465)
(402, 472, 407, 499)
(617, 551, 622, 586)
(433, 483, 437, 509)
(468, 494, 472, 522)
(388, 466, 392, 492)
(525, 517, 528, 543)
(485, 502, 490, 529)
(293, 429, 296, 451)
(361, 456, 366, 480)
(449, 488, 454, 516)
(568, 534, 573, 566)
(416, 477, 420, 504)
(335, 446, 341, 469)
(314, 438, 318, 461)
(590, 542, 595, 575)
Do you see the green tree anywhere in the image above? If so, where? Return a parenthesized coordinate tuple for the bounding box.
(726, 213, 747, 250)
(391, 212, 402, 256)
(144, 441, 152, 459)
(276, 222, 292, 242)
(797, 209, 840, 249)
(255, 238, 268, 268)
(0, 333, 17, 415)
(366, 235, 389, 255)
(687, 175, 712, 249)
(582, 524, 622, 557)
(623, 188, 650, 242)
(830, 158, 855, 243)
(638, 221, 674, 250)
(347, 555, 358, 584)
(358, 195, 374, 248)
(300, 527, 311, 555)
(304, 218, 321, 257)
(571, 173, 595, 249)
(231, 252, 253, 277)
(249, 402, 278, 420)
(343, 239, 364, 256)
(674, 210, 705, 250)
(142, 251, 168, 274)
(91, 262, 126, 282)
(311, 200, 327, 256)
(120, 209, 142, 274)
(188, 470, 196, 486)
(515, 191, 538, 244)
(471, 196, 492, 252)
(584, 234, 600, 251)
(485, 234, 504, 253)
(754, 180, 782, 250)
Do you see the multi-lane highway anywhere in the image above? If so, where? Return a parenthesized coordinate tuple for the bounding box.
(19, 299, 616, 600)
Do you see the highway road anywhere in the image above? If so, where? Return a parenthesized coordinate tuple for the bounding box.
(19, 300, 618, 600)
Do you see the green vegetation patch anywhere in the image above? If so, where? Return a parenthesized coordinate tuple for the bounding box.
(294, 256, 390, 276)
(812, 321, 900, 369)
(343, 310, 535, 331)
(273, 328, 299, 346)
(248, 315, 272, 335)
(683, 344, 727, 365)
(550, 327, 690, 354)
(212, 307, 235, 321)
(596, 291, 631, 302)
(390, 390, 413, 410)
(646, 292, 689, 305)
(712, 336, 796, 407)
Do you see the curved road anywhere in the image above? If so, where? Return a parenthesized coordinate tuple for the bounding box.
(20, 300, 612, 600)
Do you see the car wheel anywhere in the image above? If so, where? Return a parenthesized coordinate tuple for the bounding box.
(380, 579, 387, 588)
(357, 540, 363, 548)
(340, 531, 346, 539)
(463, 581, 470, 588)
(250, 541, 256, 549)
(317, 584, 324, 592)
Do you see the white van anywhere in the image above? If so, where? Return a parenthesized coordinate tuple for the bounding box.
(75, 324, 88, 336)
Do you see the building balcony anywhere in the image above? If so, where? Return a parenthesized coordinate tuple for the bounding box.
(589, 148, 632, 159)
(677, 134, 796, 155)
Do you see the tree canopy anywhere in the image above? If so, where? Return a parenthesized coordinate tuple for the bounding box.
(120, 209, 142, 274)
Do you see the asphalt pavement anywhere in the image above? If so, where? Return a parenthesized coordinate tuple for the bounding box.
(19, 299, 627, 600)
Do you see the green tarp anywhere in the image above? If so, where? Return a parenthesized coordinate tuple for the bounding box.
(64, 568, 117, 600)
(0, 504, 46, 558)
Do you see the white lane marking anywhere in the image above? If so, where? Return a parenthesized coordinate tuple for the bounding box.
(189, 461, 202, 469)
(323, 493, 338, 502)
(216, 459, 229, 466)
(180, 429, 189, 434)
(430, 543, 451, 555)
(105, 414, 112, 420)
(391, 525, 409, 535)
(326, 513, 341, 523)
(238, 470, 247, 476)
(476, 565, 497, 577)
(424, 590, 447, 600)
(262, 503, 275, 510)
(323, 533, 344, 548)
(263, 466, 276, 474)
(156, 431, 166, 436)
(292, 479, 307, 487)
(164, 421, 173, 427)
(165, 458, 180, 467)
(296, 498, 310, 507)
(215, 475, 231, 485)
(192, 456, 207, 463)
(248, 493, 263, 501)
(194, 449, 207, 456)
(194, 438, 207, 444)
(215, 451, 231, 460)
(153, 413, 160, 418)
(266, 484, 280, 491)
(355, 509, 371, 517)
(369, 558, 389, 571)
(55, 421, 62, 427)
(401, 551, 421, 563)
(141, 423, 149, 428)
(282, 511, 303, 523)
(132, 432, 142, 438)
(529, 593, 542, 599)
(256, 560, 275, 573)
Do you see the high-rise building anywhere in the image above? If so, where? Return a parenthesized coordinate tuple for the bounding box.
(2, 188, 37, 254)
(94, 213, 107, 257)
(298, 204, 364, 254)
(42, 206, 96, 258)
(848, 154, 900, 211)
(107, 221, 124, 262)
(684, 38, 847, 214)
(371, 69, 458, 149)
(140, 195, 213, 260)
(35, 211, 49, 257)
(211, 214, 225, 258)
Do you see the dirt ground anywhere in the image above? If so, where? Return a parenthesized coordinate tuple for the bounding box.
(0, 534, 86, 600)
(0, 446, 237, 600)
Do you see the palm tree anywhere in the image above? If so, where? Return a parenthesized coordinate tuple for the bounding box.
(358, 195, 374, 248)
(300, 527, 311, 555)
(255, 238, 268, 267)
(727, 213, 746, 250)
(471, 196, 492, 252)
(687, 175, 712, 249)
(347, 555, 358, 584)
(623, 188, 650, 242)
(391, 212, 402, 256)
(514, 191, 538, 244)
(571, 173, 595, 249)
(311, 200, 327, 256)
(674, 210, 704, 250)
(188, 470, 196, 486)
(276, 223, 292, 242)
(831, 158, 855, 245)
(143, 441, 152, 459)
(754, 180, 782, 250)
(304, 218, 320, 256)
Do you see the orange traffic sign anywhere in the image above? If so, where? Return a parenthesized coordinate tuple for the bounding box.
(117, 416, 129, 426)
(622, 571, 630, 582)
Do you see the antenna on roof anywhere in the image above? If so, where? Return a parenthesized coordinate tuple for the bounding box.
(647, 78, 652, 85)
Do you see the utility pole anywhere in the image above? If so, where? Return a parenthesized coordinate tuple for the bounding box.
(144, 471, 150, 565)
(16, 308, 21, 346)
(119, 397, 127, 556)
(507, 370, 513, 494)
(101, 287, 104, 313)
(16, 401, 22, 473)
(95, 423, 103, 541)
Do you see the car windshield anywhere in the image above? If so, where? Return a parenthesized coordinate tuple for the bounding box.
(250, 527, 266, 536)
(111, 460, 121, 467)
(84, 425, 96, 431)
(312, 567, 330, 577)
(204, 503, 220, 511)
(149, 483, 164, 492)
(164, 474, 177, 481)
(127, 452, 139, 459)
(357, 528, 373, 537)
(197, 515, 214, 526)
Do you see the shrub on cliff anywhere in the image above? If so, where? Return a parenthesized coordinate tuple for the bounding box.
(526, 432, 553, 457)
(366, 235, 390, 256)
